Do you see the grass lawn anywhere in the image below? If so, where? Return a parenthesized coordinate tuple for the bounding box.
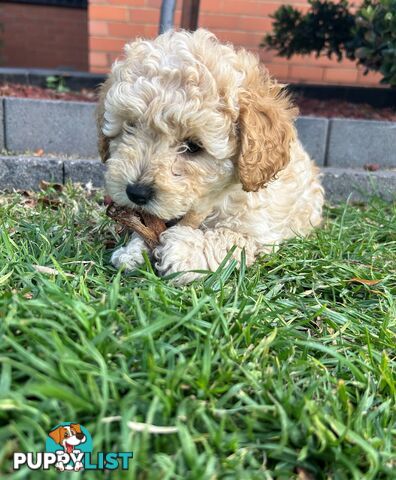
(0, 184, 395, 479)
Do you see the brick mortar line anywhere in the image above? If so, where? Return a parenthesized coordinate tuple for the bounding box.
(90, 28, 273, 36)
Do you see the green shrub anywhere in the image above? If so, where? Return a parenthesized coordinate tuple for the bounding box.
(350, 0, 396, 85)
(263, 0, 396, 86)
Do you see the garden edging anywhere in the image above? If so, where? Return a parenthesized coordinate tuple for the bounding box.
(0, 96, 395, 201)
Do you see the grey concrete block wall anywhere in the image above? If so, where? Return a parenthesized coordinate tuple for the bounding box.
(0, 97, 395, 203)
(64, 158, 106, 187)
(0, 97, 333, 166)
(4, 98, 98, 157)
(0, 156, 63, 190)
(295, 117, 328, 166)
(2, 97, 396, 170)
(322, 167, 396, 202)
(328, 118, 396, 168)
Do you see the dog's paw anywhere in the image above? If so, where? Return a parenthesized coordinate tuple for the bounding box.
(111, 234, 148, 271)
(153, 226, 208, 285)
(74, 461, 84, 471)
(56, 462, 65, 472)
(111, 248, 141, 271)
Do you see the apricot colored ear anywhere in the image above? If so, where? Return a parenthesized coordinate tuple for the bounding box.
(238, 70, 297, 192)
(70, 423, 82, 433)
(48, 427, 64, 445)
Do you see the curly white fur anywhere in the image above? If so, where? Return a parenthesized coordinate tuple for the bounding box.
(100, 29, 324, 285)
(111, 233, 149, 271)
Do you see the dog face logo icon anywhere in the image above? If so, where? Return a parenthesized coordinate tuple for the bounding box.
(49, 424, 86, 455)
(46, 423, 92, 472)
(13, 421, 132, 471)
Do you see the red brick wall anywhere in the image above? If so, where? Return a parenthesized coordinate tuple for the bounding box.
(1, 3, 88, 70)
(88, 0, 382, 86)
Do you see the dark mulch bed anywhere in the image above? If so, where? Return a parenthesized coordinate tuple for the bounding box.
(0, 83, 98, 102)
(1, 82, 395, 121)
(296, 95, 396, 121)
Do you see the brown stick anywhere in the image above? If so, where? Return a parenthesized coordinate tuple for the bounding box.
(178, 209, 209, 229)
(106, 202, 210, 251)
(106, 204, 166, 250)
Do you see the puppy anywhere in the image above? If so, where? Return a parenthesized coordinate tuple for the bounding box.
(98, 29, 324, 284)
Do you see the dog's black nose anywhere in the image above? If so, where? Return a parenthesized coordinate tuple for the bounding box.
(125, 183, 154, 205)
(76, 432, 85, 440)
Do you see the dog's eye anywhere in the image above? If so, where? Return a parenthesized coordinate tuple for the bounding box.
(64, 433, 69, 438)
(184, 140, 202, 154)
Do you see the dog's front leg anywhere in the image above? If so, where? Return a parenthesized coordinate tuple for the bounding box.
(153, 225, 258, 285)
(111, 233, 149, 271)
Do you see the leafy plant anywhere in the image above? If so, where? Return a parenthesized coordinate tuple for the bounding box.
(263, 0, 396, 86)
(45, 75, 70, 93)
(263, 1, 355, 61)
(349, 0, 396, 85)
